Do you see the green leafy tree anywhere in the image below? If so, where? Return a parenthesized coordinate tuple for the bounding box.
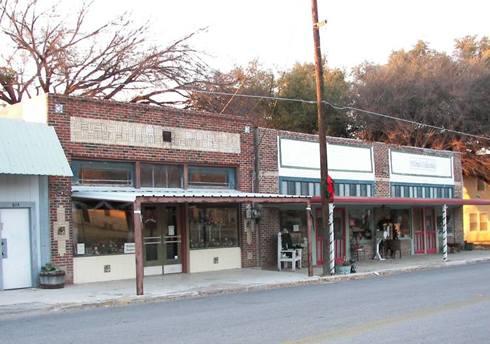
(271, 62, 353, 137)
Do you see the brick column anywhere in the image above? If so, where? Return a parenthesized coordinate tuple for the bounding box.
(48, 176, 73, 284)
(373, 143, 390, 197)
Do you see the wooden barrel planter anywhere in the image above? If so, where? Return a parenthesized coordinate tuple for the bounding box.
(39, 266, 65, 289)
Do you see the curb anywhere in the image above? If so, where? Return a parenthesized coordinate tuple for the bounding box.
(2, 257, 490, 318)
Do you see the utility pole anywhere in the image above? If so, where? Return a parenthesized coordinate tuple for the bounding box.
(311, 0, 333, 275)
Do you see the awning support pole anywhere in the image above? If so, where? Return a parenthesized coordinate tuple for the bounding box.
(442, 204, 448, 262)
(134, 199, 144, 295)
(306, 201, 313, 277)
(329, 203, 335, 275)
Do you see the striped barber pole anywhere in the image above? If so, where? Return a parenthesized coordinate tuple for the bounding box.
(442, 204, 448, 262)
(329, 203, 335, 275)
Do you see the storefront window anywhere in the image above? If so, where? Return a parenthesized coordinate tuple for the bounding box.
(72, 160, 134, 186)
(189, 205, 238, 249)
(188, 166, 236, 189)
(390, 209, 411, 238)
(348, 208, 373, 241)
(73, 201, 134, 256)
(141, 164, 183, 188)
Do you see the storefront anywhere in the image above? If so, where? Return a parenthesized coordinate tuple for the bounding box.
(72, 188, 310, 288)
(310, 197, 464, 264)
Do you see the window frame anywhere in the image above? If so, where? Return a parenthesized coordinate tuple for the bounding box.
(72, 160, 134, 186)
(480, 213, 488, 231)
(188, 166, 237, 189)
(140, 163, 183, 188)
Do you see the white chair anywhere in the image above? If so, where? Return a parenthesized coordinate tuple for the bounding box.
(277, 232, 302, 271)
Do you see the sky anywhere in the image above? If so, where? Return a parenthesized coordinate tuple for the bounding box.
(86, 0, 490, 74)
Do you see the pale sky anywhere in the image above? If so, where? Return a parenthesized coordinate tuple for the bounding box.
(87, 0, 490, 74)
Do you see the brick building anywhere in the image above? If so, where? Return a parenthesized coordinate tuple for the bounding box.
(0, 94, 477, 290)
(255, 128, 465, 265)
(1, 95, 310, 287)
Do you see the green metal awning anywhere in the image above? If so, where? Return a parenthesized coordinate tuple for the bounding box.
(0, 117, 72, 176)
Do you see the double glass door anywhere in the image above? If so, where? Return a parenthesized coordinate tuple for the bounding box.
(142, 205, 181, 273)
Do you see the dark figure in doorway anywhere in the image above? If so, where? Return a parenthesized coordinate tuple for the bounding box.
(281, 229, 294, 249)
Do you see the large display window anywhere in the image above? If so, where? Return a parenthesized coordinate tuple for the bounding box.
(189, 205, 238, 249)
(140, 163, 183, 188)
(72, 160, 134, 186)
(73, 201, 134, 256)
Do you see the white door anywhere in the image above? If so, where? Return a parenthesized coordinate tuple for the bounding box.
(1, 208, 32, 289)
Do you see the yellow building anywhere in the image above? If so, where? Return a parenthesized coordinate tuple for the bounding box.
(464, 176, 490, 245)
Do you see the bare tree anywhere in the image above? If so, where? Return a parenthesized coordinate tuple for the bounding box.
(0, 0, 208, 105)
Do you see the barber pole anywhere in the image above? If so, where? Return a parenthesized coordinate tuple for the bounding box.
(442, 204, 448, 262)
(329, 203, 335, 275)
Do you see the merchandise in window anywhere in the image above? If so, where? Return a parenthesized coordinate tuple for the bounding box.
(72, 201, 134, 256)
(189, 205, 238, 249)
(140, 163, 183, 188)
(188, 166, 236, 189)
(348, 208, 373, 241)
(72, 160, 134, 186)
(390, 209, 411, 238)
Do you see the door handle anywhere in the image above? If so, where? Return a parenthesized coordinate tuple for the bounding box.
(1, 239, 7, 259)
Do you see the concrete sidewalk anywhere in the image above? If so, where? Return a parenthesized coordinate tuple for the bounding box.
(1, 250, 489, 318)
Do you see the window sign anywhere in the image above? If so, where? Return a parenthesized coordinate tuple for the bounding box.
(124, 243, 135, 254)
(77, 243, 85, 255)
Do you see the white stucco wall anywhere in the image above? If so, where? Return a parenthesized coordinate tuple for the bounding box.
(189, 247, 241, 273)
(73, 254, 136, 284)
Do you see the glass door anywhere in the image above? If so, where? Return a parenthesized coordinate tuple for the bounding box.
(163, 206, 182, 273)
(142, 205, 182, 273)
(143, 205, 163, 267)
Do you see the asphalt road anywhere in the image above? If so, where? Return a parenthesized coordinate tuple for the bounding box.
(1, 262, 490, 344)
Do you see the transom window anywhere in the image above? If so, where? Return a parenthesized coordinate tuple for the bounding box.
(141, 164, 183, 188)
(390, 184, 454, 199)
(72, 160, 134, 186)
(280, 178, 373, 197)
(188, 166, 236, 189)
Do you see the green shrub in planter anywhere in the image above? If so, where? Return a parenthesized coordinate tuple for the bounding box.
(39, 263, 65, 289)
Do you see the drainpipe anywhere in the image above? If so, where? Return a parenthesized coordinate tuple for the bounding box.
(253, 127, 261, 268)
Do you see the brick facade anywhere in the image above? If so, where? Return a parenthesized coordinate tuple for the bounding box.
(42, 96, 465, 278)
(46, 95, 255, 280)
(256, 127, 465, 263)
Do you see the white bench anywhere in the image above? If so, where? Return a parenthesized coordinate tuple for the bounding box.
(277, 232, 302, 271)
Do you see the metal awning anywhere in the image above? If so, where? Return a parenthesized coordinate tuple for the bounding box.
(0, 118, 72, 176)
(72, 186, 310, 204)
(311, 196, 490, 206)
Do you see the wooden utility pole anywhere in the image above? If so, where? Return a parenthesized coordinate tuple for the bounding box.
(311, 0, 332, 275)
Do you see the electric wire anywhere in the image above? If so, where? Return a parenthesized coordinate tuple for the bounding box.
(187, 89, 490, 142)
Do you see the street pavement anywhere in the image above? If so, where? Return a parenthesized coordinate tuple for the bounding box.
(1, 262, 490, 343)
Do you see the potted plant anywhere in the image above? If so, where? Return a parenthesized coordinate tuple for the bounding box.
(335, 257, 351, 275)
(39, 263, 65, 289)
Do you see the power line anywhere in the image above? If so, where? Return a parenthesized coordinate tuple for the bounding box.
(187, 88, 490, 142)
